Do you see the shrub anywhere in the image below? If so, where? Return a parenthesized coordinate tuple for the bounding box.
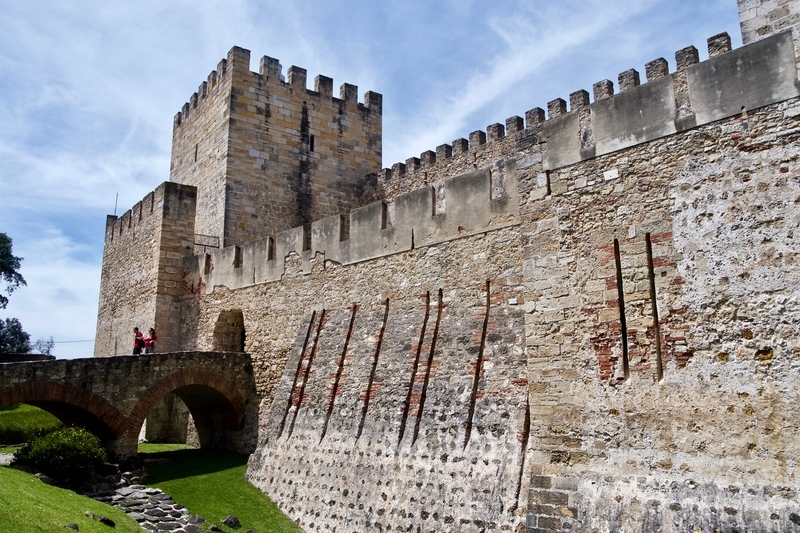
(13, 427, 107, 486)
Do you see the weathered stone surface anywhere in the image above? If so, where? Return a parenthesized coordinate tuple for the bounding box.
(54, 3, 800, 532)
(0, 352, 258, 456)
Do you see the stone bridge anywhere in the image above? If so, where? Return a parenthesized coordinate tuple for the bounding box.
(0, 352, 259, 456)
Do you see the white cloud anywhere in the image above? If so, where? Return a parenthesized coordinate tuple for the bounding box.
(2, 226, 100, 359)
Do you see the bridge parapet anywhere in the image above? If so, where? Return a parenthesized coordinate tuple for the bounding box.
(0, 352, 259, 456)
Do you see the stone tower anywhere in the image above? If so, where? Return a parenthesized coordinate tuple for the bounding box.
(169, 46, 383, 249)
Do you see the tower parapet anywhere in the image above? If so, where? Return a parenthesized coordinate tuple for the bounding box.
(169, 46, 383, 249)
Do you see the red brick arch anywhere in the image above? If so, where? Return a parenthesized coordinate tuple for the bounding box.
(0, 381, 129, 438)
(127, 367, 247, 438)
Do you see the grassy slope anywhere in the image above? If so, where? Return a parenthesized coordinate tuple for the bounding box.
(0, 466, 142, 533)
(141, 447, 303, 533)
(0, 404, 62, 444)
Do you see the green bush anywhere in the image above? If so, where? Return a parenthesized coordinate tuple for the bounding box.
(13, 427, 107, 486)
(0, 404, 62, 445)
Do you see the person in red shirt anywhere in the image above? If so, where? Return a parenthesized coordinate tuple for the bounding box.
(144, 328, 158, 354)
(133, 327, 144, 355)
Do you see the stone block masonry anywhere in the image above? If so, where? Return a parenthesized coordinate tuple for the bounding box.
(94, 182, 196, 356)
(90, 2, 800, 531)
(170, 46, 382, 249)
(0, 352, 259, 457)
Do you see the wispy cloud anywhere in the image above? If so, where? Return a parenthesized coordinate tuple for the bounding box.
(2, 226, 100, 359)
(382, 0, 661, 164)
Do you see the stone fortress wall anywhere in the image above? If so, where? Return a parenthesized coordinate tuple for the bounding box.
(169, 46, 382, 248)
(94, 1, 800, 531)
(95, 182, 196, 356)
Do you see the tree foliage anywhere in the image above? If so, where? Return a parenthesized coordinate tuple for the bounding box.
(0, 318, 31, 353)
(0, 233, 26, 309)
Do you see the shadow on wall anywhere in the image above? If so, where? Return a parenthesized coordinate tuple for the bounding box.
(212, 310, 246, 352)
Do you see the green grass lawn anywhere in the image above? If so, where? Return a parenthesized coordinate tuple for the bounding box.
(140, 447, 302, 533)
(139, 442, 195, 453)
(0, 466, 142, 533)
(0, 404, 62, 445)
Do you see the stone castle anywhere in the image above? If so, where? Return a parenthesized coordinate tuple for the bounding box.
(92, 0, 800, 531)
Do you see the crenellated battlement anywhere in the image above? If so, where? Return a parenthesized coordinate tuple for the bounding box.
(172, 46, 382, 130)
(104, 191, 157, 243)
(380, 29, 799, 179)
(103, 183, 196, 245)
(168, 46, 384, 249)
(184, 161, 519, 294)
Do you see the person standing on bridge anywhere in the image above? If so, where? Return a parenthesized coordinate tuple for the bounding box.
(133, 327, 144, 355)
(144, 328, 157, 354)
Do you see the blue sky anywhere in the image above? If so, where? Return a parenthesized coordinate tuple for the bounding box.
(0, 0, 741, 358)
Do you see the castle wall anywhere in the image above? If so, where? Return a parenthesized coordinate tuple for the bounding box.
(168, 54, 233, 243)
(90, 4, 800, 530)
(171, 30, 800, 532)
(739, 0, 800, 70)
(94, 182, 196, 356)
(178, 224, 529, 531)
(518, 97, 800, 532)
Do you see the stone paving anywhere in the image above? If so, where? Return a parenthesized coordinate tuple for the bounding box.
(89, 484, 201, 533)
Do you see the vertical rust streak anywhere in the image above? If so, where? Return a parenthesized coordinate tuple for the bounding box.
(398, 292, 430, 446)
(646, 233, 664, 381)
(511, 395, 531, 513)
(288, 308, 326, 439)
(357, 298, 389, 441)
(412, 288, 443, 446)
(321, 305, 357, 443)
(464, 280, 490, 448)
(278, 311, 316, 438)
(614, 238, 630, 380)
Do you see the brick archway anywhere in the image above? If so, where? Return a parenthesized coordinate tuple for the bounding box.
(128, 367, 248, 450)
(0, 382, 128, 441)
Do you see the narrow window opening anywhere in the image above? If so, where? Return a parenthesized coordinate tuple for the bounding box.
(194, 143, 198, 162)
(309, 135, 315, 152)
(546, 170, 552, 196)
(302, 225, 312, 251)
(613, 238, 630, 381)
